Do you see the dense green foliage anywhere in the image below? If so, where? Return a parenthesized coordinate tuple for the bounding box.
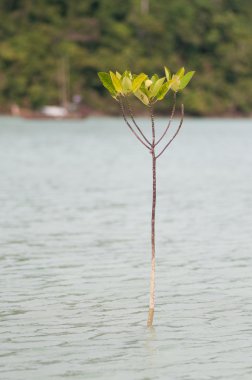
(0, 0, 252, 115)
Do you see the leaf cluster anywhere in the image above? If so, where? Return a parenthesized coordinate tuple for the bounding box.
(98, 68, 195, 106)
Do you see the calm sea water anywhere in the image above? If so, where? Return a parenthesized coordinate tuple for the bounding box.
(0, 116, 252, 380)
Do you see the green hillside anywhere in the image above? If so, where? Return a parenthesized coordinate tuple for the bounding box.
(0, 0, 252, 115)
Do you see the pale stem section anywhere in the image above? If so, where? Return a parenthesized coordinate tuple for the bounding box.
(147, 106, 156, 327)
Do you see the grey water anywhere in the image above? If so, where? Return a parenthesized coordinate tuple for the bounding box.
(0, 116, 252, 380)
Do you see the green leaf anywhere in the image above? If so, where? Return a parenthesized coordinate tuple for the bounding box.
(110, 71, 122, 93)
(98, 72, 116, 96)
(122, 76, 132, 93)
(179, 71, 195, 90)
(156, 82, 170, 100)
(134, 89, 149, 105)
(151, 74, 159, 83)
(169, 75, 181, 92)
(122, 70, 130, 78)
(132, 73, 147, 92)
(149, 77, 165, 98)
(164, 66, 171, 81)
(124, 70, 133, 79)
(116, 71, 121, 79)
(140, 84, 149, 96)
(176, 67, 185, 78)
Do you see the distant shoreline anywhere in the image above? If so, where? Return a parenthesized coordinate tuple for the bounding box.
(0, 111, 252, 120)
(0, 106, 251, 120)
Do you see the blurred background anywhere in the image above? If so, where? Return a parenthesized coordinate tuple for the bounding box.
(1, 2, 252, 379)
(0, 0, 252, 116)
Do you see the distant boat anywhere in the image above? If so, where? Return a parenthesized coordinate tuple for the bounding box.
(41, 105, 68, 118)
(40, 58, 70, 118)
(10, 57, 91, 119)
(11, 103, 90, 120)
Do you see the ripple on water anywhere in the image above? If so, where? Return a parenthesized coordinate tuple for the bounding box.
(0, 117, 252, 380)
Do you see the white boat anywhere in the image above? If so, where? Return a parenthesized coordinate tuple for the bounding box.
(41, 106, 68, 118)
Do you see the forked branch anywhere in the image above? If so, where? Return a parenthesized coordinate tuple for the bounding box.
(119, 97, 151, 150)
(156, 104, 184, 159)
(155, 93, 177, 147)
(125, 98, 152, 147)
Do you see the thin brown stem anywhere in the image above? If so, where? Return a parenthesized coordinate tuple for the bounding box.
(156, 104, 184, 159)
(119, 97, 151, 150)
(147, 104, 156, 327)
(150, 104, 155, 148)
(155, 93, 177, 147)
(125, 98, 152, 147)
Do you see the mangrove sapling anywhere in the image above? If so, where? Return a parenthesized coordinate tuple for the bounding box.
(98, 67, 195, 326)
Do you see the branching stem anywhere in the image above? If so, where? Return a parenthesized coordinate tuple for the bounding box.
(119, 97, 151, 150)
(125, 97, 152, 147)
(119, 97, 184, 327)
(155, 93, 177, 147)
(156, 104, 184, 159)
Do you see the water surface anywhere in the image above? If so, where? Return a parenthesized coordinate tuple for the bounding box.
(0, 116, 252, 379)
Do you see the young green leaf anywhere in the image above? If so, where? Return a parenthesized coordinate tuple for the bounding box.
(169, 75, 181, 92)
(176, 67, 185, 78)
(132, 73, 148, 92)
(149, 77, 165, 98)
(164, 66, 171, 81)
(134, 89, 149, 105)
(122, 76, 132, 93)
(110, 71, 123, 93)
(116, 71, 121, 79)
(151, 74, 159, 83)
(122, 70, 131, 78)
(156, 82, 170, 100)
(98, 72, 116, 96)
(140, 83, 149, 96)
(179, 71, 195, 90)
